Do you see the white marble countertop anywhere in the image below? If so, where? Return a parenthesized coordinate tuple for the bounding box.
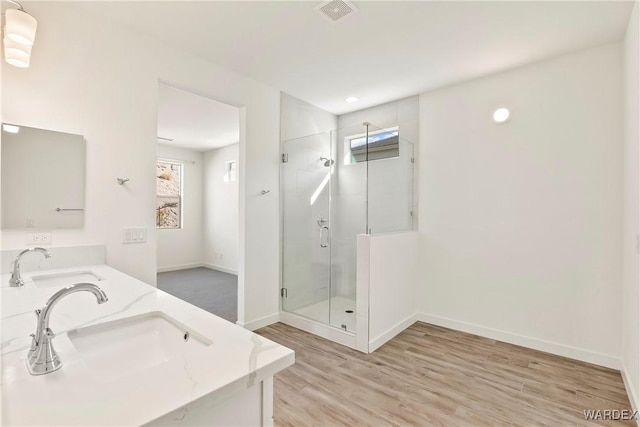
(1, 265, 294, 426)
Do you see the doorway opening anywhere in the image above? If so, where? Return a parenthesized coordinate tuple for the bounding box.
(155, 82, 241, 323)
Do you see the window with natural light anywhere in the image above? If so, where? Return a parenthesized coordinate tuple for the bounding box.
(156, 161, 182, 229)
(344, 126, 400, 164)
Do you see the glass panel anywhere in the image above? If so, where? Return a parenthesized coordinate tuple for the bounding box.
(366, 123, 415, 234)
(282, 132, 332, 324)
(330, 124, 368, 332)
(281, 122, 414, 333)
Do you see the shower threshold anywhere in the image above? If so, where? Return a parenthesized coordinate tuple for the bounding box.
(280, 302, 357, 350)
(293, 296, 356, 332)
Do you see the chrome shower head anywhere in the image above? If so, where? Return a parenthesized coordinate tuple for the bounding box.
(320, 157, 334, 167)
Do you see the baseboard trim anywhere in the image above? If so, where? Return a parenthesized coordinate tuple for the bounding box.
(280, 312, 356, 349)
(417, 312, 620, 369)
(157, 262, 238, 275)
(369, 313, 418, 352)
(157, 262, 203, 273)
(621, 361, 639, 424)
(237, 313, 280, 331)
(202, 263, 238, 276)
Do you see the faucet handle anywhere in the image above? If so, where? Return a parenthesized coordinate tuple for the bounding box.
(34, 309, 41, 317)
(29, 333, 37, 348)
(44, 328, 55, 339)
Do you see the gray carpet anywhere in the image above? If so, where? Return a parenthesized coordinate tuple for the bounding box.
(157, 267, 237, 323)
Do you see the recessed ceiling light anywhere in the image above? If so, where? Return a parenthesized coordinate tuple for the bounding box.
(2, 124, 20, 133)
(345, 97, 358, 103)
(492, 108, 511, 124)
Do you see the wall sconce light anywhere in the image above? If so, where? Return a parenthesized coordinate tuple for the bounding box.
(2, 123, 20, 133)
(3, 1, 38, 68)
(492, 107, 511, 124)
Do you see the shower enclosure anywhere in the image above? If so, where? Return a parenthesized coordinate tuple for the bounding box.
(281, 122, 415, 341)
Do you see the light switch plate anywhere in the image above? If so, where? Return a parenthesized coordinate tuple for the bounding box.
(122, 227, 147, 244)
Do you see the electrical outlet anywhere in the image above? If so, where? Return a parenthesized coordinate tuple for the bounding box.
(26, 232, 52, 245)
(122, 227, 147, 244)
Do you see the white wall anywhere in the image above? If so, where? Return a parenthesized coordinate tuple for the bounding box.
(419, 43, 624, 368)
(203, 143, 239, 274)
(156, 144, 204, 272)
(622, 1, 640, 409)
(280, 92, 337, 142)
(1, 2, 281, 328)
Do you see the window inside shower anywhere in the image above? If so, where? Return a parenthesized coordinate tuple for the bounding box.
(344, 126, 400, 164)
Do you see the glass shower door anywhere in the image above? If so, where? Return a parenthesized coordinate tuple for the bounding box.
(281, 132, 333, 324)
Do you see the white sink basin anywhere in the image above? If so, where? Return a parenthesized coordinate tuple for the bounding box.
(68, 312, 212, 381)
(31, 270, 103, 289)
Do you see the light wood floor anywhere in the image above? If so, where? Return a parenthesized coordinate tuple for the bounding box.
(256, 322, 634, 427)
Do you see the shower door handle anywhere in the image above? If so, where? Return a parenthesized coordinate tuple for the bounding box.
(320, 226, 329, 248)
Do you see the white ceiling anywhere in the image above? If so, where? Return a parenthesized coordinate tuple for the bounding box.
(80, 1, 633, 115)
(157, 83, 240, 151)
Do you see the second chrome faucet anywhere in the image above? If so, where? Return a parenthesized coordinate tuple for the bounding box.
(9, 247, 51, 287)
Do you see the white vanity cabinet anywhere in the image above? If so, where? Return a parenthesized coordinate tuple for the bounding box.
(1, 263, 293, 426)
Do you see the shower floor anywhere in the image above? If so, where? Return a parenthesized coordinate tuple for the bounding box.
(293, 296, 356, 332)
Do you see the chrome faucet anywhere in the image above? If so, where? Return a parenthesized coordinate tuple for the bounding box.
(9, 247, 51, 287)
(27, 283, 108, 375)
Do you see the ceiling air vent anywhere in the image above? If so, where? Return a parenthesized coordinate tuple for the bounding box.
(316, 0, 358, 23)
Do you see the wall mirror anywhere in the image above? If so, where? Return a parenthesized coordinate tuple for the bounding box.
(1, 124, 86, 230)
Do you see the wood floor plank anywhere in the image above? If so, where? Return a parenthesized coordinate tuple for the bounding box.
(256, 322, 634, 426)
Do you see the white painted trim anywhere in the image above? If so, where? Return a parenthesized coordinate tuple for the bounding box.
(262, 377, 274, 427)
(417, 312, 620, 369)
(237, 312, 280, 331)
(157, 262, 239, 275)
(621, 361, 640, 425)
(369, 313, 418, 353)
(156, 262, 203, 273)
(280, 311, 356, 349)
(202, 263, 239, 276)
